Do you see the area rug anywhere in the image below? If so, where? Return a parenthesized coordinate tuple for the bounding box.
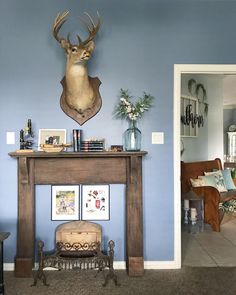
(4, 267, 236, 295)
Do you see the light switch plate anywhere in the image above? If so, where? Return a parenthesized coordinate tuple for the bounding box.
(6, 132, 15, 144)
(152, 132, 164, 144)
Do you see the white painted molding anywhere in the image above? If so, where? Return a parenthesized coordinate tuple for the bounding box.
(223, 104, 236, 109)
(4, 261, 180, 271)
(174, 64, 236, 74)
(173, 64, 182, 269)
(173, 64, 236, 270)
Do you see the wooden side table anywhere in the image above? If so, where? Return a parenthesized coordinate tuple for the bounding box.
(0, 232, 10, 295)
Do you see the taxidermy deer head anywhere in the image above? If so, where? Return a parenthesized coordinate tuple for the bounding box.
(52, 10, 102, 125)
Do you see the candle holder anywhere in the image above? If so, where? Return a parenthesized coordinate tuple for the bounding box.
(190, 208, 197, 225)
(190, 217, 197, 225)
(184, 208, 189, 224)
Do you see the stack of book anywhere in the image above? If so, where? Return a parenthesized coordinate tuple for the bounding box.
(73, 129, 82, 152)
(73, 129, 105, 152)
(80, 140, 105, 152)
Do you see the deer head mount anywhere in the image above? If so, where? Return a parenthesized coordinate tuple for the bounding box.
(52, 10, 102, 125)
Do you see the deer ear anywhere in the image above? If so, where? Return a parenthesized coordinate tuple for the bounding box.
(60, 39, 70, 52)
(86, 41, 95, 53)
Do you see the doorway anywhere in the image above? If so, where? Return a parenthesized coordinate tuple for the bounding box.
(173, 64, 236, 268)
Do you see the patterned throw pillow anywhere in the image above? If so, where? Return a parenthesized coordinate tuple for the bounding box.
(204, 170, 228, 192)
(190, 175, 217, 189)
(198, 175, 217, 189)
(221, 169, 236, 190)
(190, 178, 205, 187)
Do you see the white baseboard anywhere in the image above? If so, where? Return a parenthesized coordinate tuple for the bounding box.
(3, 263, 14, 271)
(113, 261, 180, 269)
(144, 260, 180, 269)
(113, 261, 126, 269)
(4, 261, 180, 271)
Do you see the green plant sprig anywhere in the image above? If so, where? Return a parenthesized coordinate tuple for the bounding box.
(114, 89, 154, 122)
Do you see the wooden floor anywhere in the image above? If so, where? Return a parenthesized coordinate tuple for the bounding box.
(182, 215, 236, 266)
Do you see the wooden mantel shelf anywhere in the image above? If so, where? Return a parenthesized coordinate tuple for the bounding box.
(9, 151, 147, 277)
(9, 151, 147, 158)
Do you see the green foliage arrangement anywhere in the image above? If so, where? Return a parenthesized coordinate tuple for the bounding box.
(220, 199, 236, 213)
(114, 89, 154, 122)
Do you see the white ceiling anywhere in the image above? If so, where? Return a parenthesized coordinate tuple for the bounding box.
(223, 75, 236, 107)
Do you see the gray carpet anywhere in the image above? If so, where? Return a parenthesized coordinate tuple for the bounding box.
(4, 267, 236, 295)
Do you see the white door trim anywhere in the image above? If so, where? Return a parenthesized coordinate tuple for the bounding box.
(173, 64, 236, 268)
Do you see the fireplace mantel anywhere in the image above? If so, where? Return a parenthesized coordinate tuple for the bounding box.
(9, 151, 147, 277)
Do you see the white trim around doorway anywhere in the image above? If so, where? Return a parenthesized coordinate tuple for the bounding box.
(173, 64, 236, 269)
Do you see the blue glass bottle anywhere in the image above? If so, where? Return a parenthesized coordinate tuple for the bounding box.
(124, 120, 141, 151)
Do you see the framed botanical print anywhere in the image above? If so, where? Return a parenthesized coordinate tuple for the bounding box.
(81, 185, 110, 220)
(51, 185, 79, 220)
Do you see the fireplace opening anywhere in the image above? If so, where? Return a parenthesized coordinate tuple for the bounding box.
(56, 221, 102, 258)
(33, 220, 119, 286)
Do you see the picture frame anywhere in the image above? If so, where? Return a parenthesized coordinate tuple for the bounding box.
(81, 185, 110, 220)
(51, 185, 79, 221)
(38, 129, 66, 150)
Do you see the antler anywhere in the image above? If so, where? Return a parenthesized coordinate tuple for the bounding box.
(52, 10, 69, 43)
(77, 12, 101, 47)
(52, 10, 100, 47)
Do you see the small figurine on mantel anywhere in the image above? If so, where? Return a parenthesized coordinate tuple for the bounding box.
(19, 119, 34, 150)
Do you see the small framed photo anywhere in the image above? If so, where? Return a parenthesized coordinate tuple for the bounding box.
(51, 185, 79, 221)
(38, 129, 66, 150)
(81, 185, 110, 220)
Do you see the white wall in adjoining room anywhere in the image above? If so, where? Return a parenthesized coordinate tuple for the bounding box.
(207, 75, 224, 161)
(181, 74, 224, 162)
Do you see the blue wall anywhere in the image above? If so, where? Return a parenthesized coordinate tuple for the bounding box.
(1, 0, 236, 263)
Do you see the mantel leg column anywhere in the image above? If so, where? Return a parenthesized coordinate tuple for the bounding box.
(126, 155, 144, 276)
(15, 158, 35, 277)
(0, 240, 4, 294)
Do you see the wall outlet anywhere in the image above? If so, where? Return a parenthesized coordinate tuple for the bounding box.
(6, 132, 15, 145)
(152, 132, 164, 144)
